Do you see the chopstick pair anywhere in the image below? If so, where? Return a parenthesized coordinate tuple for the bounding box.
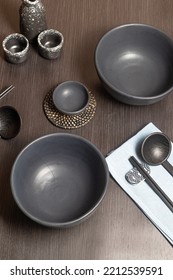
(0, 85, 15, 99)
(129, 156, 173, 213)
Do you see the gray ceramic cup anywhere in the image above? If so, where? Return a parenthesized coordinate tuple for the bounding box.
(52, 81, 90, 115)
(37, 29, 64, 59)
(2, 33, 29, 64)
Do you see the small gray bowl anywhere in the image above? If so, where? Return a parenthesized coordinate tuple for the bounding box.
(37, 29, 64, 59)
(52, 81, 90, 115)
(2, 33, 29, 64)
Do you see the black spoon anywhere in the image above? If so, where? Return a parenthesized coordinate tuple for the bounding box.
(0, 106, 21, 139)
(141, 132, 173, 176)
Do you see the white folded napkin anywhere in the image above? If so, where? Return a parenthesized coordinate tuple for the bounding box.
(106, 122, 173, 245)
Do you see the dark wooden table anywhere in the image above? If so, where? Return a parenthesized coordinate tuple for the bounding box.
(0, 0, 173, 260)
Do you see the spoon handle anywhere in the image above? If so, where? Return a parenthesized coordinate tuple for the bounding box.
(162, 160, 173, 177)
(129, 156, 173, 213)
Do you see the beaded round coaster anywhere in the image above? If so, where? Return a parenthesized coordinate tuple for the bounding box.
(43, 91, 96, 129)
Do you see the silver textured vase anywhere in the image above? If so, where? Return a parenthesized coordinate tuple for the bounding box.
(19, 0, 47, 43)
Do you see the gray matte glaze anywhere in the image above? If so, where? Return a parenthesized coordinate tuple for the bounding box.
(0, 106, 21, 139)
(11, 133, 109, 227)
(52, 81, 90, 115)
(95, 24, 173, 105)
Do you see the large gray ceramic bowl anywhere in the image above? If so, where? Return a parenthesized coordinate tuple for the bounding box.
(95, 24, 173, 105)
(11, 133, 109, 227)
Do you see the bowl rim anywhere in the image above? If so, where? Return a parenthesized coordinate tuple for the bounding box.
(95, 23, 173, 101)
(37, 29, 64, 51)
(2, 33, 29, 57)
(10, 133, 109, 227)
(52, 80, 91, 115)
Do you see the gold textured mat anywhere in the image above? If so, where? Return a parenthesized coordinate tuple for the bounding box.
(43, 91, 96, 129)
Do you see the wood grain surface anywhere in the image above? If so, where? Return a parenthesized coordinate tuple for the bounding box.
(0, 0, 173, 259)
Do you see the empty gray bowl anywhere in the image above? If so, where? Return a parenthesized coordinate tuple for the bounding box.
(52, 81, 90, 115)
(2, 33, 29, 64)
(11, 133, 109, 227)
(95, 24, 173, 105)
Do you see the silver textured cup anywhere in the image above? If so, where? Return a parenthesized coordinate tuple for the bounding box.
(2, 33, 29, 64)
(37, 29, 64, 59)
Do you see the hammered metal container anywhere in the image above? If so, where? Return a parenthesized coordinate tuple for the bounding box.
(37, 29, 64, 59)
(19, 0, 47, 43)
(2, 33, 29, 64)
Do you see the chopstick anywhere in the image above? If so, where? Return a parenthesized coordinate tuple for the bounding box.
(0, 85, 15, 99)
(129, 156, 173, 213)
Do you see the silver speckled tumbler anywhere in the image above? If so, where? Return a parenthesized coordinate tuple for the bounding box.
(19, 0, 47, 43)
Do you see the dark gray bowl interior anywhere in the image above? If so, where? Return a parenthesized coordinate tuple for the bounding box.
(95, 24, 173, 104)
(141, 133, 171, 165)
(11, 134, 108, 227)
(40, 34, 62, 48)
(0, 106, 21, 139)
(5, 37, 27, 53)
(53, 81, 90, 115)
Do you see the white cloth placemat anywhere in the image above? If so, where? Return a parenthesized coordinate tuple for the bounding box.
(106, 122, 173, 245)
